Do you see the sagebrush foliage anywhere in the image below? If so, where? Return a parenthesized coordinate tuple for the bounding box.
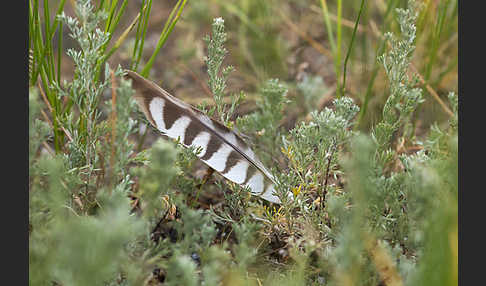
(29, 0, 457, 285)
(203, 17, 244, 126)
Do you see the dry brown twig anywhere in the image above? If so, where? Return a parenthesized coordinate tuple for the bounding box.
(176, 61, 213, 97)
(42, 141, 55, 156)
(277, 8, 333, 58)
(409, 64, 454, 117)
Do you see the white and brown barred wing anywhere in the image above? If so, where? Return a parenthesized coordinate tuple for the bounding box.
(125, 70, 287, 204)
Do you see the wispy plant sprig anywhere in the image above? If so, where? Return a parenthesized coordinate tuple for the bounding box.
(204, 17, 244, 126)
(373, 0, 424, 161)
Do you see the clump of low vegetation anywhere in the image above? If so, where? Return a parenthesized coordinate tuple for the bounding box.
(29, 0, 457, 285)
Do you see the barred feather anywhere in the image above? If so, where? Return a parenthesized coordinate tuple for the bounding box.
(29, 49, 34, 82)
(125, 70, 290, 204)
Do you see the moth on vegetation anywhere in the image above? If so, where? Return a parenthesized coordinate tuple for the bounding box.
(125, 70, 291, 204)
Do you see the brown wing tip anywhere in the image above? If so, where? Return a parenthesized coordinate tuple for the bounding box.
(124, 69, 141, 81)
(124, 70, 152, 98)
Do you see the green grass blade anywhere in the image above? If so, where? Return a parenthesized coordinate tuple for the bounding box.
(145, 0, 180, 58)
(103, 10, 141, 63)
(105, 0, 120, 33)
(49, 0, 66, 34)
(342, 0, 365, 96)
(134, 0, 152, 71)
(320, 0, 343, 97)
(319, 0, 336, 52)
(424, 0, 451, 81)
(108, 0, 128, 37)
(31, 0, 66, 86)
(52, 0, 67, 85)
(140, 0, 188, 77)
(57, 21, 63, 84)
(131, 0, 146, 70)
(335, 0, 342, 97)
(97, 0, 105, 12)
(100, 0, 128, 54)
(42, 0, 54, 83)
(43, 0, 51, 39)
(34, 11, 52, 87)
